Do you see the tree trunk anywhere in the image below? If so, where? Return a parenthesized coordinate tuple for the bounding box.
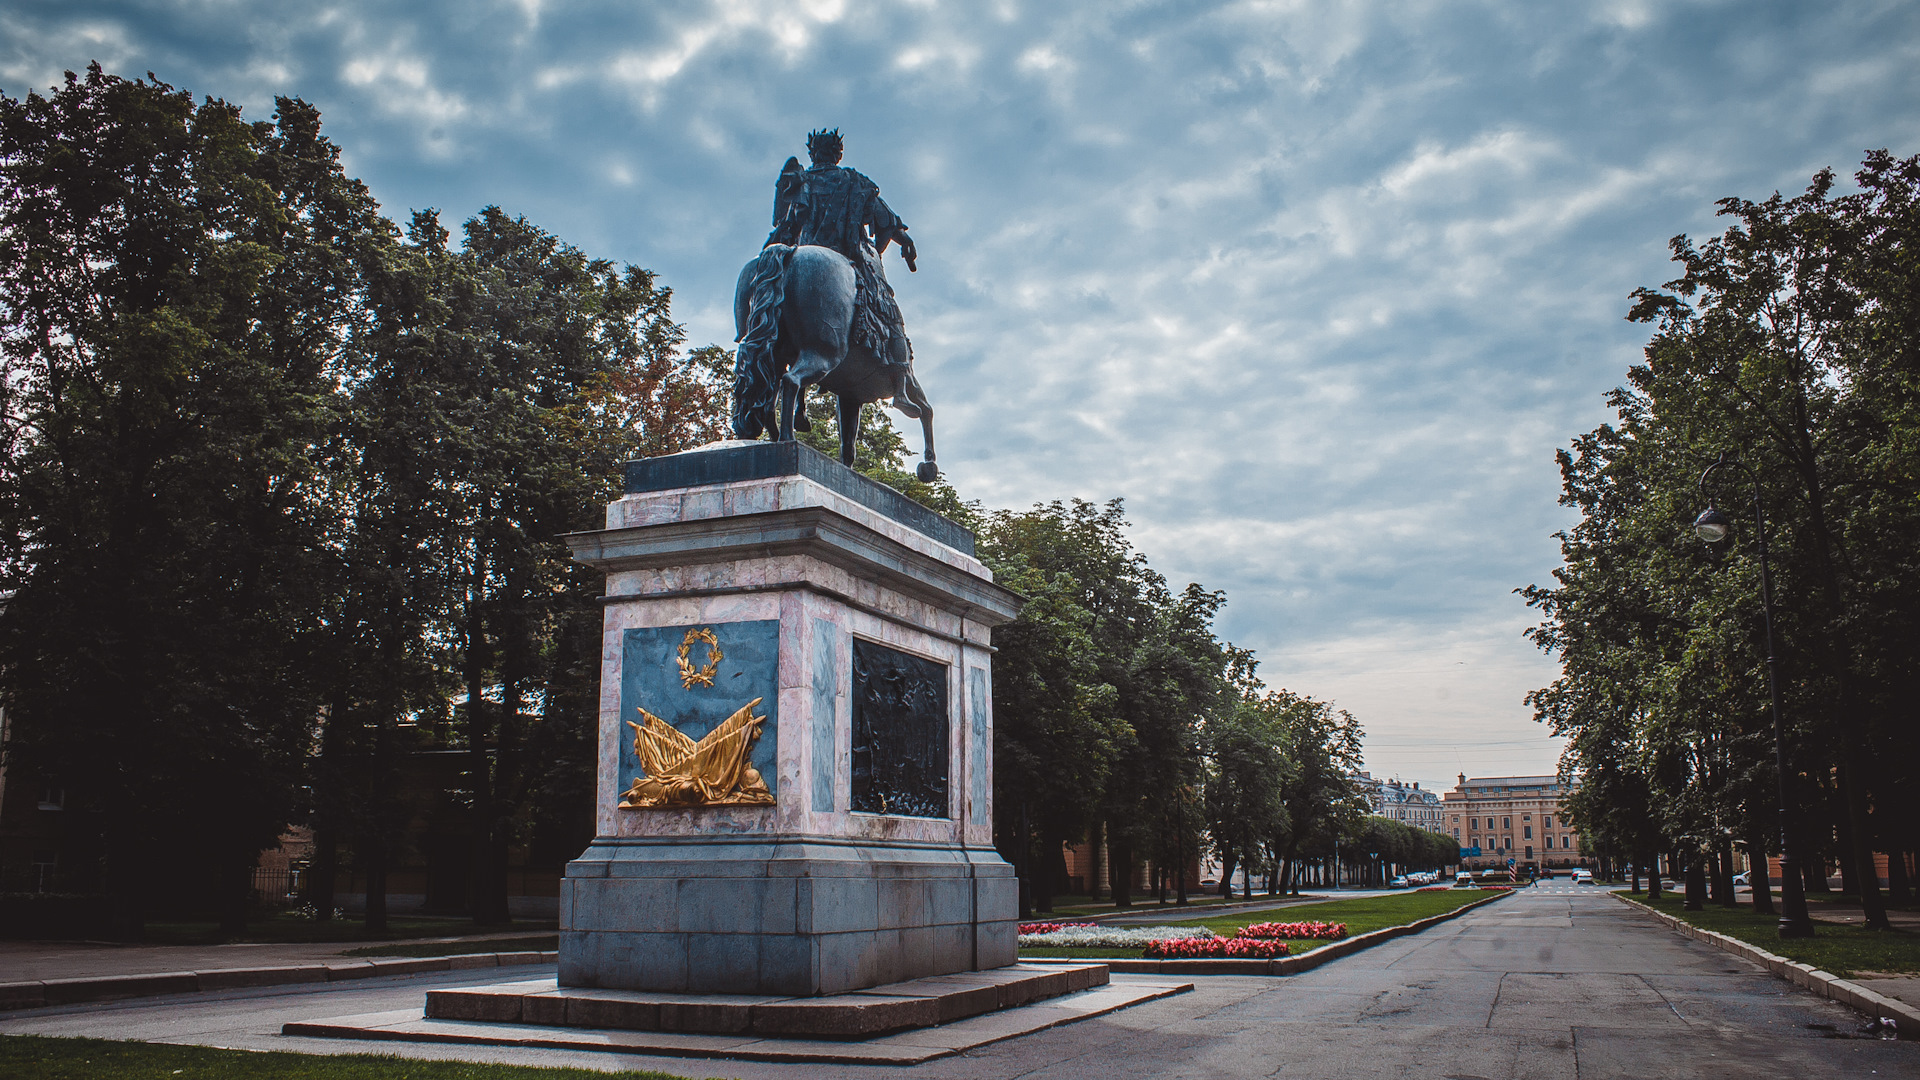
(1109, 840, 1133, 909)
(218, 853, 250, 938)
(1014, 801, 1031, 919)
(1747, 826, 1774, 916)
(1218, 848, 1238, 899)
(1684, 851, 1706, 911)
(1086, 821, 1104, 902)
(1887, 847, 1912, 908)
(1837, 799, 1859, 896)
(1643, 850, 1660, 901)
(1034, 824, 1059, 914)
(309, 825, 337, 921)
(1804, 851, 1829, 892)
(1714, 840, 1737, 908)
(365, 838, 389, 935)
(107, 829, 146, 943)
(466, 605, 509, 925)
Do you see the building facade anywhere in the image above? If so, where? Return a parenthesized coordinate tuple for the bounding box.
(1349, 772, 1448, 834)
(1441, 773, 1590, 873)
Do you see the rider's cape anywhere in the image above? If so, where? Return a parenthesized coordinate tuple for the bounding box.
(769, 163, 909, 360)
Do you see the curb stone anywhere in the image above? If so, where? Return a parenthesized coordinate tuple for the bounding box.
(1613, 893, 1917, 1039)
(1063, 890, 1512, 976)
(0, 949, 559, 1013)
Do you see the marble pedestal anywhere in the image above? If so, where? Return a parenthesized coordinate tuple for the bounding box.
(560, 442, 1023, 997)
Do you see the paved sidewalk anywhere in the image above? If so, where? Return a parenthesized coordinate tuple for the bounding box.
(0, 931, 548, 983)
(3, 887, 1913, 1077)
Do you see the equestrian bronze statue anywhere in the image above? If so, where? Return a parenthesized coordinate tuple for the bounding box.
(732, 129, 939, 481)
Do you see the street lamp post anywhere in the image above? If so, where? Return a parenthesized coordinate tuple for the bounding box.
(1693, 453, 1815, 939)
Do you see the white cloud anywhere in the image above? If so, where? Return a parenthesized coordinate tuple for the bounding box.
(15, 0, 1920, 781)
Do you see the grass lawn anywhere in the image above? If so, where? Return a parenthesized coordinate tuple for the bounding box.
(342, 935, 560, 958)
(1019, 888, 1504, 960)
(0, 1035, 703, 1080)
(139, 915, 558, 946)
(1629, 893, 1920, 978)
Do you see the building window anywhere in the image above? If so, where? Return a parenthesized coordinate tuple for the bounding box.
(1503, 817, 1510, 829)
(1522, 814, 1530, 822)
(1543, 815, 1552, 828)
(1504, 837, 1513, 850)
(1525, 846, 1533, 859)
(1523, 826, 1532, 839)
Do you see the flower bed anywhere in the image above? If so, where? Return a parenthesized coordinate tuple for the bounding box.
(1418, 885, 1452, 892)
(1480, 886, 1513, 893)
(1143, 937, 1288, 959)
(1234, 920, 1347, 941)
(1018, 922, 1098, 935)
(1017, 925, 1216, 948)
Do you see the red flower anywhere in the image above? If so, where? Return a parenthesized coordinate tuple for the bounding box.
(1018, 921, 1098, 935)
(1234, 920, 1348, 940)
(1142, 937, 1288, 959)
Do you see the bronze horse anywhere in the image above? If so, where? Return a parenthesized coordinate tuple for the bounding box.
(732, 244, 938, 482)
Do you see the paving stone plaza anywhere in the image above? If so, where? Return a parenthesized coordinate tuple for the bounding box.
(5, 886, 1917, 1077)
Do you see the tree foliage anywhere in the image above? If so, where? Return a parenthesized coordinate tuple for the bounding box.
(1525, 152, 1920, 924)
(0, 67, 730, 934)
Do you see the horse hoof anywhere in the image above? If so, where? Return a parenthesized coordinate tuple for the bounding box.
(916, 461, 939, 482)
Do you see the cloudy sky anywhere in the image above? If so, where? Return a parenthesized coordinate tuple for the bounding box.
(7, 0, 1917, 788)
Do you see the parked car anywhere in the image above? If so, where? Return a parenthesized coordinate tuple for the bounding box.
(1732, 871, 1750, 886)
(1572, 869, 1594, 884)
(1454, 872, 1474, 888)
(1389, 875, 1410, 889)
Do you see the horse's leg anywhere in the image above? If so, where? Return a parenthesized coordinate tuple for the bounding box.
(903, 372, 938, 482)
(837, 395, 862, 467)
(779, 349, 834, 442)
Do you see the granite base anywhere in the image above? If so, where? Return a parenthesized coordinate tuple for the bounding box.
(559, 838, 1017, 996)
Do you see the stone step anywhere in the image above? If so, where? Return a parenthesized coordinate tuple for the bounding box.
(422, 962, 1106, 1039)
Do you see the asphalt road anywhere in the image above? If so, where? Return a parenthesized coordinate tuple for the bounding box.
(3, 887, 1915, 1078)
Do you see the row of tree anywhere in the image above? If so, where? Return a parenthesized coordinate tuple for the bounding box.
(0, 67, 731, 935)
(1525, 152, 1920, 927)
(0, 65, 1427, 934)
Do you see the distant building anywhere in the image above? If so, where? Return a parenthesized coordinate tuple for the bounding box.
(1348, 772, 1447, 835)
(1441, 773, 1589, 872)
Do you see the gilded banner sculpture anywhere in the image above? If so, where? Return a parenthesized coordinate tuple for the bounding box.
(620, 698, 775, 808)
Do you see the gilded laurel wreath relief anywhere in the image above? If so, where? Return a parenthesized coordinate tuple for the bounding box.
(621, 627, 775, 808)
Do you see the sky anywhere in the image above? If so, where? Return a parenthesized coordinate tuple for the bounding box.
(6, 0, 1917, 789)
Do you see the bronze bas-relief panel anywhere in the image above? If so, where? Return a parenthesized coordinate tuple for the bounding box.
(850, 638, 949, 818)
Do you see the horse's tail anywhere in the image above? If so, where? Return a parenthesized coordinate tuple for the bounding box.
(732, 245, 792, 439)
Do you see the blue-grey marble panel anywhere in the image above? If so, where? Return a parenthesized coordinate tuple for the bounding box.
(810, 617, 838, 812)
(620, 620, 781, 801)
(967, 667, 989, 825)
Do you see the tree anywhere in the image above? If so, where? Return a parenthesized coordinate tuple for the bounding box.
(0, 67, 386, 936)
(1204, 695, 1291, 900)
(1527, 152, 1920, 929)
(1266, 691, 1365, 895)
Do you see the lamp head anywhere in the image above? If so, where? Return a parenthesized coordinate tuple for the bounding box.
(1694, 507, 1732, 544)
